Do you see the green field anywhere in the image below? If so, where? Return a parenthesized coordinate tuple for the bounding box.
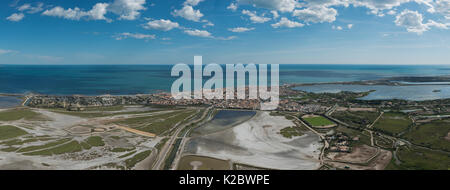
(24, 140, 83, 156)
(336, 126, 371, 145)
(178, 155, 230, 170)
(332, 111, 379, 129)
(85, 136, 105, 147)
(17, 138, 71, 153)
(279, 127, 304, 138)
(403, 119, 450, 151)
(117, 109, 196, 135)
(0, 125, 28, 140)
(0, 109, 42, 121)
(373, 112, 412, 136)
(51, 109, 162, 118)
(124, 150, 152, 169)
(386, 146, 450, 170)
(111, 147, 135, 152)
(1, 136, 53, 146)
(303, 116, 335, 127)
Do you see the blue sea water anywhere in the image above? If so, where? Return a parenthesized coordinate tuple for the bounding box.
(294, 84, 450, 101)
(0, 96, 22, 108)
(0, 64, 450, 96)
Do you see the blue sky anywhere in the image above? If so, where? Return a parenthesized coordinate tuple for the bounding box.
(1, 0, 449, 65)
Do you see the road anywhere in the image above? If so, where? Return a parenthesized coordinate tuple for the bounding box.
(366, 112, 383, 146)
(170, 107, 215, 170)
(151, 107, 211, 170)
(288, 114, 329, 165)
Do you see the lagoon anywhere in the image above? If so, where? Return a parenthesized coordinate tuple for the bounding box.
(294, 84, 450, 101)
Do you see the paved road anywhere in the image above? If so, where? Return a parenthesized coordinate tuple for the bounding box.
(288, 114, 329, 166)
(152, 107, 211, 170)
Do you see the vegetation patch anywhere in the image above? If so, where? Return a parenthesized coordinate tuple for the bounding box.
(386, 146, 450, 170)
(124, 150, 152, 169)
(117, 110, 196, 135)
(0, 125, 28, 140)
(1, 137, 54, 146)
(0, 109, 43, 121)
(332, 111, 379, 129)
(118, 150, 137, 158)
(279, 127, 304, 139)
(303, 115, 335, 127)
(403, 119, 450, 151)
(163, 138, 182, 170)
(373, 112, 412, 136)
(85, 136, 105, 147)
(111, 147, 135, 152)
(17, 138, 71, 153)
(24, 140, 83, 156)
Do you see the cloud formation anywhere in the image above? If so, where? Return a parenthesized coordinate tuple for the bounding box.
(108, 0, 146, 20)
(42, 3, 110, 21)
(228, 27, 255, 32)
(395, 9, 448, 34)
(115, 32, 155, 40)
(238, 0, 299, 12)
(6, 13, 25, 22)
(143, 19, 179, 31)
(184, 29, 212, 37)
(271, 17, 304, 28)
(293, 5, 337, 23)
(242, 10, 271, 23)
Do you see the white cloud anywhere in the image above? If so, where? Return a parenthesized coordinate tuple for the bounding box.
(271, 17, 304, 28)
(271, 10, 279, 18)
(227, 2, 238, 11)
(173, 5, 204, 22)
(108, 0, 146, 20)
(143, 19, 180, 31)
(228, 27, 255, 32)
(387, 9, 397, 15)
(395, 9, 449, 34)
(0, 49, 15, 55)
(293, 5, 337, 23)
(89, 3, 110, 21)
(184, 29, 212, 37)
(42, 3, 110, 21)
(216, 36, 237, 40)
(242, 10, 271, 23)
(203, 21, 215, 27)
(115, 32, 155, 40)
(6, 13, 24, 22)
(428, 0, 450, 18)
(347, 23, 353, 29)
(332, 25, 343, 30)
(349, 0, 411, 15)
(18, 2, 44, 14)
(238, 0, 299, 12)
(184, 0, 204, 6)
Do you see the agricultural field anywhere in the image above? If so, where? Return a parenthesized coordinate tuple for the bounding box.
(302, 115, 336, 128)
(386, 146, 450, 170)
(279, 127, 304, 138)
(0, 108, 45, 121)
(373, 112, 412, 136)
(403, 119, 450, 151)
(332, 111, 380, 129)
(0, 125, 28, 140)
(116, 109, 197, 135)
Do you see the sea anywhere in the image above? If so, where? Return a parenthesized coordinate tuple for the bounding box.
(1, 64, 450, 101)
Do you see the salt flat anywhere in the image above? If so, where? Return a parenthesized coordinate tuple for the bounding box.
(185, 111, 323, 170)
